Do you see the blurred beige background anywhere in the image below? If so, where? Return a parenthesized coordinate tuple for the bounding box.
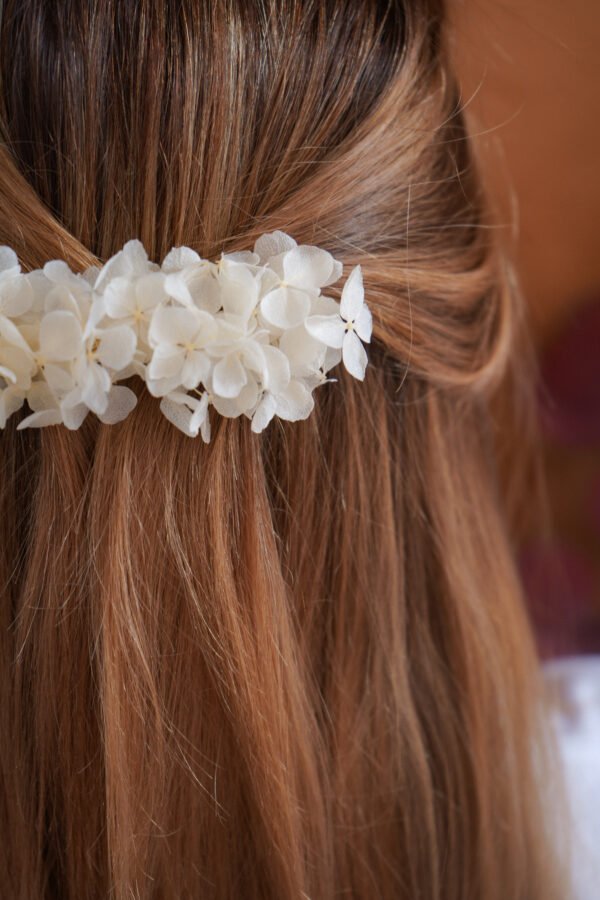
(452, 0, 600, 345)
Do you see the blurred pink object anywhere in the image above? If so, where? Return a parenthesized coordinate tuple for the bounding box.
(540, 299, 600, 446)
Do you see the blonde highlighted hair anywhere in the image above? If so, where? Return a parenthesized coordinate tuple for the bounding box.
(0, 2, 562, 898)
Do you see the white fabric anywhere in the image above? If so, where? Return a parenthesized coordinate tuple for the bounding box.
(545, 655, 600, 899)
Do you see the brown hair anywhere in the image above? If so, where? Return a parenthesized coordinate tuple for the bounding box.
(0, 2, 562, 898)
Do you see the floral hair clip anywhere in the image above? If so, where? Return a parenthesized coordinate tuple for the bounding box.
(0, 231, 372, 441)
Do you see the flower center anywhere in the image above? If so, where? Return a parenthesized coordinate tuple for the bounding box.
(87, 337, 100, 361)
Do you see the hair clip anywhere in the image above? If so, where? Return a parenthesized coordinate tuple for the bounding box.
(0, 231, 371, 440)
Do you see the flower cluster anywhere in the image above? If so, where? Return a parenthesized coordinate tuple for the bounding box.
(0, 232, 371, 440)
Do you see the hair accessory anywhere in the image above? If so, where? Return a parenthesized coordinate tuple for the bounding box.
(0, 232, 371, 440)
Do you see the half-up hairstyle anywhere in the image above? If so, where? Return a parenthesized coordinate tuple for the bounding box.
(0, 2, 563, 898)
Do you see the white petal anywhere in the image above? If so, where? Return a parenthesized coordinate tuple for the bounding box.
(61, 402, 89, 430)
(257, 268, 280, 297)
(260, 286, 311, 330)
(17, 408, 63, 429)
(159, 390, 211, 439)
(145, 374, 183, 398)
(84, 295, 108, 335)
(0, 246, 19, 274)
(162, 246, 202, 272)
(251, 393, 277, 433)
(274, 380, 314, 421)
(162, 389, 196, 405)
(0, 385, 25, 426)
(0, 365, 16, 383)
(282, 246, 336, 290)
(82, 265, 101, 286)
(189, 392, 211, 441)
(1, 277, 33, 317)
(43, 363, 74, 395)
(27, 381, 59, 411)
(210, 378, 258, 417)
(340, 266, 364, 322)
(159, 396, 198, 436)
(222, 250, 259, 265)
(148, 346, 185, 381)
(193, 309, 219, 343)
(210, 394, 243, 418)
(103, 277, 134, 318)
(237, 378, 259, 411)
(323, 345, 342, 372)
(164, 272, 193, 306)
(78, 364, 111, 413)
(136, 273, 166, 310)
(254, 231, 297, 263)
(238, 339, 267, 373)
(43, 260, 74, 285)
(186, 270, 222, 314)
(342, 330, 368, 381)
(310, 295, 340, 316)
(43, 281, 85, 317)
(149, 306, 200, 347)
(218, 264, 259, 319)
(181, 350, 211, 389)
(212, 353, 248, 399)
(122, 240, 149, 268)
(96, 326, 137, 370)
(200, 415, 211, 443)
(97, 385, 138, 424)
(279, 325, 325, 375)
(39, 311, 83, 361)
(94, 240, 150, 291)
(0, 315, 32, 352)
(327, 259, 344, 286)
(305, 314, 345, 348)
(0, 345, 34, 387)
(354, 304, 372, 343)
(261, 345, 290, 394)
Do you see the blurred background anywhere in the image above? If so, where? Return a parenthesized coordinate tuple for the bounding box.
(451, 11, 600, 889)
(452, 0, 600, 659)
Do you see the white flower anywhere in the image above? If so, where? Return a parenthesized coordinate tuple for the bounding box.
(33, 303, 137, 425)
(255, 232, 343, 330)
(162, 247, 221, 314)
(147, 305, 218, 396)
(102, 271, 165, 350)
(305, 266, 371, 380)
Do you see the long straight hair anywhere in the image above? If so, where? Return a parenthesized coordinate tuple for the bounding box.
(0, 2, 563, 898)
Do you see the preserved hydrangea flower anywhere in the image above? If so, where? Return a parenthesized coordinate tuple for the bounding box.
(0, 231, 372, 440)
